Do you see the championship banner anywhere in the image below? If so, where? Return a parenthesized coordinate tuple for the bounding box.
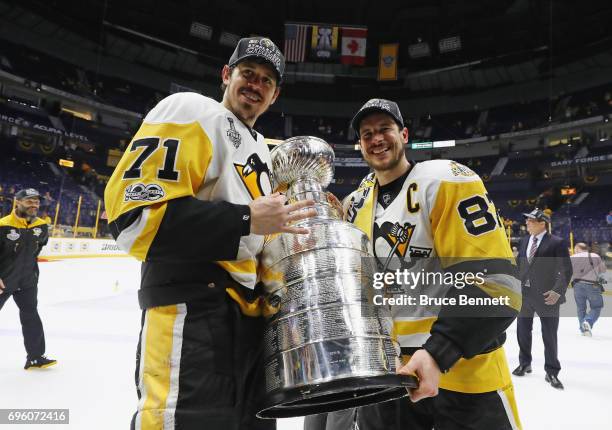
(340, 27, 367, 65)
(378, 43, 399, 81)
(310, 25, 339, 61)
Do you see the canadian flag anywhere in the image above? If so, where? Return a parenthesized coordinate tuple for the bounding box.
(341, 27, 367, 65)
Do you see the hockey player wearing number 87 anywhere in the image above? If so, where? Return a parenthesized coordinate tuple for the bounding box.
(306, 99, 523, 430)
(104, 37, 316, 430)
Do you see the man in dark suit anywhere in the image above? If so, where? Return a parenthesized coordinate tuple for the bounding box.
(512, 209, 572, 390)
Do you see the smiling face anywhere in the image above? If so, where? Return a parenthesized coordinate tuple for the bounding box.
(358, 112, 409, 183)
(15, 196, 40, 220)
(221, 60, 280, 127)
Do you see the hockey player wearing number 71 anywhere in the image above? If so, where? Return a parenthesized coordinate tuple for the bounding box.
(306, 98, 523, 430)
(104, 37, 316, 430)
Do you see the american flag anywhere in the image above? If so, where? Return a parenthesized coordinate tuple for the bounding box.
(284, 23, 309, 63)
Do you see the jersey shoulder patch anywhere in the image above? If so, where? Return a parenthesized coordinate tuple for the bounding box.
(412, 159, 480, 183)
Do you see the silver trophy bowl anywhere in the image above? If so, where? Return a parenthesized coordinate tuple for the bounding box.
(257, 136, 417, 419)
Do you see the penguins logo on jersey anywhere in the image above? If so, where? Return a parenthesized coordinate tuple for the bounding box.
(373, 221, 416, 270)
(234, 153, 272, 199)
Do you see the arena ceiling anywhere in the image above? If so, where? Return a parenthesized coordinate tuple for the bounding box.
(2, 0, 612, 101)
(12, 0, 612, 70)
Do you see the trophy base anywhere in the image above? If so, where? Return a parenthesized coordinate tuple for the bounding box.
(257, 374, 418, 419)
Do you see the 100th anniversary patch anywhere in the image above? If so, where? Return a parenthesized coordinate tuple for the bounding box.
(123, 183, 165, 202)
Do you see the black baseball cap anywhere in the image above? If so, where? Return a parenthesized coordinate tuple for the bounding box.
(351, 98, 404, 137)
(15, 188, 40, 200)
(228, 37, 285, 84)
(523, 208, 550, 223)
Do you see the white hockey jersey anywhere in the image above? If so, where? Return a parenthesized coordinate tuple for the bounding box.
(105, 92, 272, 290)
(345, 159, 521, 392)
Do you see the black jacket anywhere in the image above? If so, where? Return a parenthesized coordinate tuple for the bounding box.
(0, 211, 49, 292)
(517, 232, 572, 304)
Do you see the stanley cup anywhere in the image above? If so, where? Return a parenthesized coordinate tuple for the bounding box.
(257, 136, 417, 419)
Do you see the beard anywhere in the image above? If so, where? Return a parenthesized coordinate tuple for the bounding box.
(367, 148, 403, 172)
(228, 88, 263, 125)
(16, 206, 37, 220)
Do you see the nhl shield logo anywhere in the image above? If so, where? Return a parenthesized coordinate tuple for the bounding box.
(33, 227, 42, 237)
(226, 117, 242, 148)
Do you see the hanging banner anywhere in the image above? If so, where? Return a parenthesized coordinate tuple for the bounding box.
(310, 25, 339, 61)
(340, 27, 367, 65)
(378, 43, 399, 81)
(284, 23, 310, 63)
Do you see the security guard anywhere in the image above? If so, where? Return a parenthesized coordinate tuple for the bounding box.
(0, 188, 56, 369)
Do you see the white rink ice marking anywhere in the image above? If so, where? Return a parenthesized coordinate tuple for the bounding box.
(0, 257, 611, 429)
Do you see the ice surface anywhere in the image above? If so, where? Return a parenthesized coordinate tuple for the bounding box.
(1, 258, 611, 429)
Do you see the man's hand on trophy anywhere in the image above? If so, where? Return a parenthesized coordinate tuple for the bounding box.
(324, 191, 343, 218)
(397, 349, 440, 402)
(249, 192, 317, 235)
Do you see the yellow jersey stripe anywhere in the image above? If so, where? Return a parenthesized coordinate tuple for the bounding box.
(140, 304, 180, 429)
(477, 280, 522, 312)
(498, 384, 523, 430)
(401, 346, 512, 393)
(394, 317, 436, 336)
(352, 179, 376, 240)
(130, 204, 167, 261)
(216, 259, 257, 275)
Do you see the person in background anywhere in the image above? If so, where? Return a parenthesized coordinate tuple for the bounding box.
(0, 188, 56, 370)
(42, 191, 55, 213)
(570, 242, 606, 336)
(513, 209, 572, 390)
